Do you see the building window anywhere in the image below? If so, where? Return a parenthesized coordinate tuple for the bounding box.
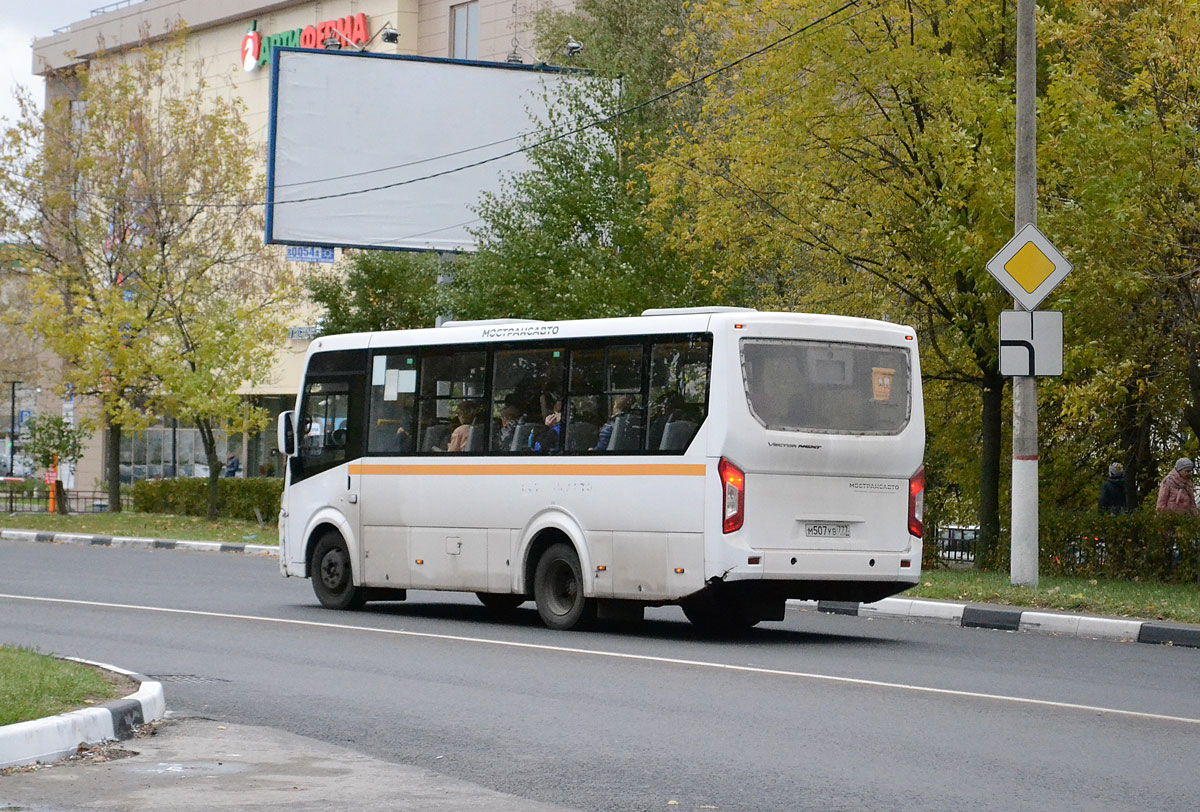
(450, 2, 479, 60)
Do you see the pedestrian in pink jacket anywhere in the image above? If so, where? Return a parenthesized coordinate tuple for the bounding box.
(1156, 458, 1198, 515)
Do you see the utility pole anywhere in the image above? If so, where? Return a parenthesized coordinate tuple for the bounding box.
(1011, 0, 1039, 587)
(5, 381, 17, 477)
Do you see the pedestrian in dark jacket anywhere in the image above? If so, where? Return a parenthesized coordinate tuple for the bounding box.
(1099, 462, 1127, 514)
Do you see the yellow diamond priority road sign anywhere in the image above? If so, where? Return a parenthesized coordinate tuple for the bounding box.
(986, 223, 1072, 311)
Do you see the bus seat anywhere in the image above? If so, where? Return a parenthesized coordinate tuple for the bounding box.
(466, 424, 486, 452)
(566, 421, 598, 451)
(607, 413, 642, 452)
(659, 420, 697, 451)
(646, 416, 668, 451)
(420, 424, 449, 452)
(512, 422, 537, 451)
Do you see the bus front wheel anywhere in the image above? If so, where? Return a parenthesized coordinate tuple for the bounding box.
(533, 542, 594, 631)
(311, 532, 366, 611)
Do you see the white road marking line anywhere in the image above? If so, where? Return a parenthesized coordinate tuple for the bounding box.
(4, 592, 1198, 727)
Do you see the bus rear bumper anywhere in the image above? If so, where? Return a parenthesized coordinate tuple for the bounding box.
(716, 549, 920, 604)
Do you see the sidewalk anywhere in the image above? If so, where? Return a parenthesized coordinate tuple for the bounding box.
(1, 717, 574, 811)
(5, 526, 1200, 651)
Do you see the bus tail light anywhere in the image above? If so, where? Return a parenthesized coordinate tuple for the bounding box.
(908, 466, 925, 538)
(718, 457, 745, 533)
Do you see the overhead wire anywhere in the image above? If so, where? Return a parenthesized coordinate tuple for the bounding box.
(7, 0, 869, 211)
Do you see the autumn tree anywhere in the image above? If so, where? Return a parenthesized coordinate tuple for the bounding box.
(646, 0, 1026, 560)
(1037, 0, 1200, 509)
(22, 415, 93, 514)
(446, 0, 715, 320)
(306, 250, 441, 335)
(648, 0, 1200, 561)
(0, 28, 295, 517)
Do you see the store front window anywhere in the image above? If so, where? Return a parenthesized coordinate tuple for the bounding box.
(116, 396, 290, 483)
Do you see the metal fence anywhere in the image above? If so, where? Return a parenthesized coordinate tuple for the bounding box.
(2, 488, 132, 514)
(936, 526, 979, 564)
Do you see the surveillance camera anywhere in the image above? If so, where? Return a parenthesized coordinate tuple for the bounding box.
(381, 28, 399, 44)
(564, 37, 582, 57)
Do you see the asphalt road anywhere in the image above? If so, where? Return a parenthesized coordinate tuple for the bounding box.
(2, 539, 1199, 811)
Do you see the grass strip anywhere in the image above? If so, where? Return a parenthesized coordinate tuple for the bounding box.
(911, 569, 1200, 625)
(0, 511, 275, 546)
(0, 646, 121, 726)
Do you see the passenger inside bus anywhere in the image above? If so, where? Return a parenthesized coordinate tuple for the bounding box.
(494, 403, 521, 452)
(595, 396, 637, 451)
(446, 401, 482, 452)
(528, 394, 561, 453)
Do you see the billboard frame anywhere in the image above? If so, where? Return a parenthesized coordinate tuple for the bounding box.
(264, 47, 580, 254)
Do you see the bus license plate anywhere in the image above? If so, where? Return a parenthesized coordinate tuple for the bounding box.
(806, 522, 850, 538)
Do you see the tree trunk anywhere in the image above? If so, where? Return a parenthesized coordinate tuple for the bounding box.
(54, 480, 68, 515)
(105, 418, 122, 513)
(976, 371, 1005, 569)
(1120, 381, 1154, 509)
(197, 418, 221, 521)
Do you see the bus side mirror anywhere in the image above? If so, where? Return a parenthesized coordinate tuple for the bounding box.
(278, 410, 297, 457)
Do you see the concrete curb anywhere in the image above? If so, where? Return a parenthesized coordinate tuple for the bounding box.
(0, 528, 277, 556)
(6, 528, 1199, 649)
(0, 659, 165, 770)
(789, 597, 1200, 649)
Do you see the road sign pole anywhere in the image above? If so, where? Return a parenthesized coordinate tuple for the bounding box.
(1011, 0, 1039, 587)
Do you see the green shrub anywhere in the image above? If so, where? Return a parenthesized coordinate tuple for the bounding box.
(1039, 504, 1199, 583)
(132, 477, 283, 523)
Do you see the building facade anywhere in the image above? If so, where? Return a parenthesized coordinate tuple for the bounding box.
(26, 0, 572, 489)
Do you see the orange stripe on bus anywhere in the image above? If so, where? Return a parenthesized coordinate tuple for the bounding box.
(347, 463, 706, 477)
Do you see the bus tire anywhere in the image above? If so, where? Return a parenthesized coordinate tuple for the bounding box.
(476, 592, 525, 611)
(681, 593, 758, 636)
(533, 542, 594, 630)
(311, 531, 366, 611)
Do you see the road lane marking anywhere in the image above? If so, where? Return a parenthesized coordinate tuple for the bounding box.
(4, 592, 1198, 727)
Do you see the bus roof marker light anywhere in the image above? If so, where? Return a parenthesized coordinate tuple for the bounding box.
(674, 568, 685, 574)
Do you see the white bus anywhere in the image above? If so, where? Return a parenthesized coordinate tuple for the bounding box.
(276, 307, 925, 632)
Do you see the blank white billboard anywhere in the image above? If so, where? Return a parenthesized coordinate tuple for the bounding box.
(266, 49, 584, 253)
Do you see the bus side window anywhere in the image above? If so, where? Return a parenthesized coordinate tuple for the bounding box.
(368, 352, 417, 455)
(492, 347, 566, 455)
(417, 350, 487, 454)
(297, 380, 352, 476)
(649, 337, 711, 453)
(570, 344, 645, 453)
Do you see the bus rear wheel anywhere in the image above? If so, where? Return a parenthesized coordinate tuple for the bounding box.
(311, 532, 365, 611)
(533, 542, 594, 630)
(476, 592, 525, 612)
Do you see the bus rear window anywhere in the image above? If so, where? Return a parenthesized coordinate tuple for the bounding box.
(741, 339, 911, 435)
